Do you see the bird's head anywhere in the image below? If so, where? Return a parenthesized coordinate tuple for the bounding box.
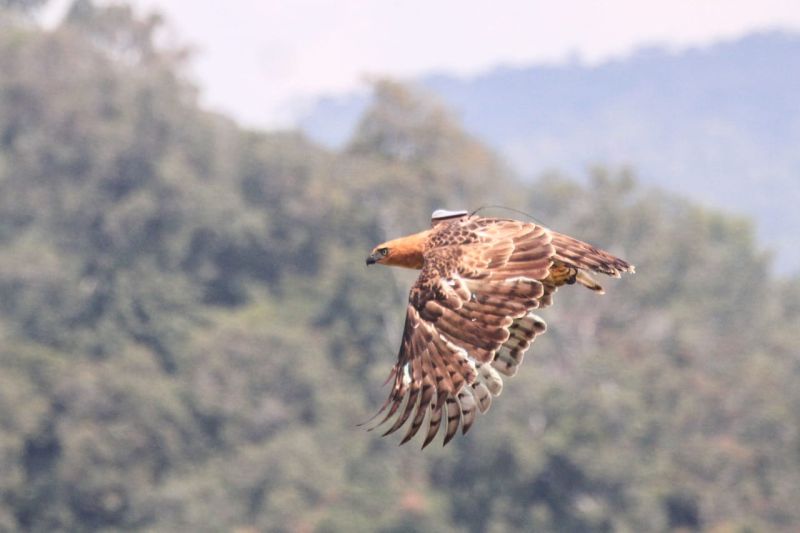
(366, 232, 429, 269)
(366, 244, 391, 265)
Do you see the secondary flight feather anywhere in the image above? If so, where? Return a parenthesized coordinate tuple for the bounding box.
(365, 209, 635, 448)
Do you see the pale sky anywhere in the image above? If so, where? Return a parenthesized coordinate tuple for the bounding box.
(51, 1, 800, 128)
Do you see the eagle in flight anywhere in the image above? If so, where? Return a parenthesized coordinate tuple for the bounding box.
(364, 209, 634, 448)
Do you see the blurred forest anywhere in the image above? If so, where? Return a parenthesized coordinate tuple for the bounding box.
(1, 2, 799, 532)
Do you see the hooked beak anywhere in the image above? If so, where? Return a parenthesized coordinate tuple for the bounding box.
(366, 252, 380, 265)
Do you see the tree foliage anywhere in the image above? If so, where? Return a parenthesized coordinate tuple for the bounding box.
(0, 3, 799, 532)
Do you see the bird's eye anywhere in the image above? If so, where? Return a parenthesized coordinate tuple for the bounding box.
(379, 248, 389, 256)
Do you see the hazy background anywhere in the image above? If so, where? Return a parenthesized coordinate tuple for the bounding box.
(1, 0, 799, 531)
(44, 0, 800, 272)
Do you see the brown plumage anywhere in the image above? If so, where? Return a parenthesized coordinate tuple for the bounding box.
(365, 210, 634, 447)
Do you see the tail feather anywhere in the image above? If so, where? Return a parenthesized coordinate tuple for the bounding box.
(576, 271, 604, 293)
(550, 231, 634, 276)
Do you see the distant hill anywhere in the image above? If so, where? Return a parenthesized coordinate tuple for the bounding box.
(300, 31, 800, 273)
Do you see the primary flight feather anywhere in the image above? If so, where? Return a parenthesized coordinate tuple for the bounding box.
(365, 209, 634, 448)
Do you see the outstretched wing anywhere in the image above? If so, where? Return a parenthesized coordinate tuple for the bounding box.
(369, 220, 551, 446)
